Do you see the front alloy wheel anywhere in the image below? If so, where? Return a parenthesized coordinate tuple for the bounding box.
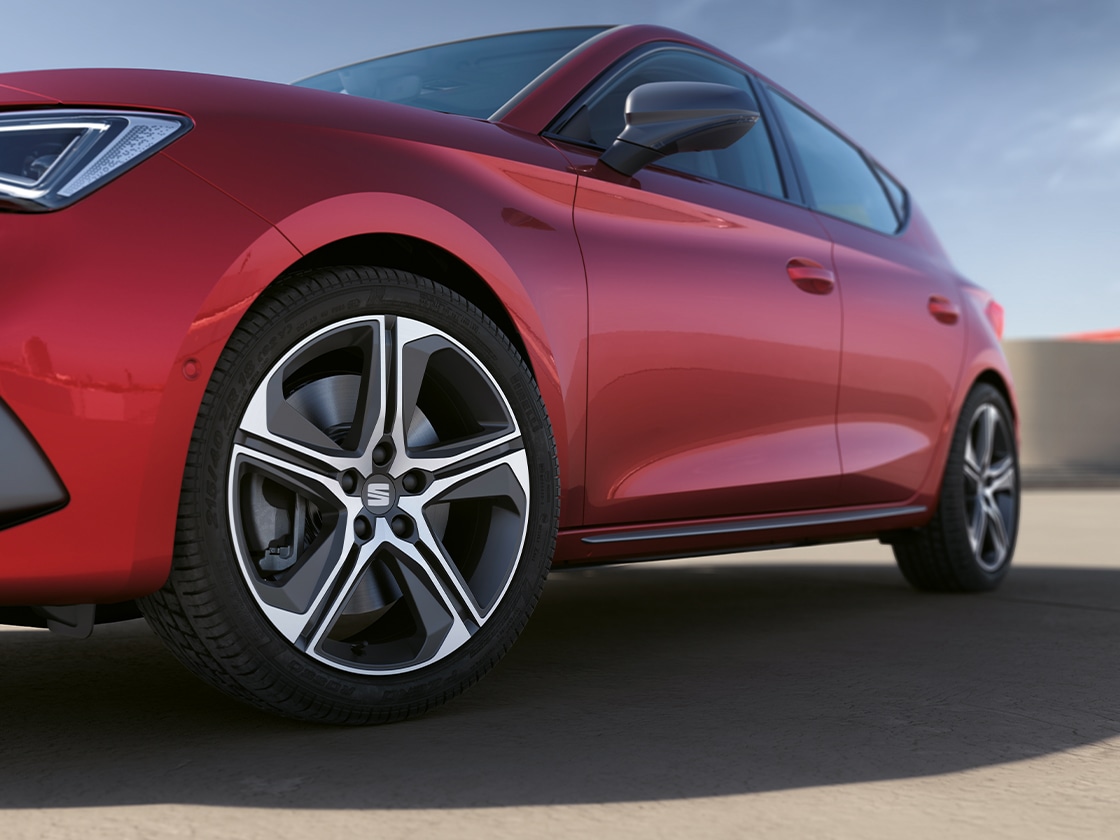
(141, 267, 558, 723)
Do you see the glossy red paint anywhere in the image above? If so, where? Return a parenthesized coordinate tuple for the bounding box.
(818, 212, 967, 507)
(557, 144, 843, 525)
(0, 25, 1015, 608)
(0, 155, 291, 602)
(0, 82, 57, 106)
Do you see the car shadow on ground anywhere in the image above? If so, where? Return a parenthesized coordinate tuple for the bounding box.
(1, 558, 1118, 809)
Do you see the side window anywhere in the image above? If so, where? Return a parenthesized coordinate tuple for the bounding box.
(552, 49, 785, 199)
(769, 92, 899, 233)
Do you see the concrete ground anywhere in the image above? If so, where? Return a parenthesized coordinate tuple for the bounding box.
(2, 490, 1118, 838)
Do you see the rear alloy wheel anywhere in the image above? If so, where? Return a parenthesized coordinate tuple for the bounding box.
(140, 267, 558, 723)
(893, 384, 1019, 592)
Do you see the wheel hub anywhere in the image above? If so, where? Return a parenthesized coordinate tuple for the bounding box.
(362, 474, 398, 515)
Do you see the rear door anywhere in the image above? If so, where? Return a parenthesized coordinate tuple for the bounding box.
(765, 89, 966, 505)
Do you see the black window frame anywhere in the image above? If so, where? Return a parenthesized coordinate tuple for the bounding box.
(871, 160, 910, 230)
(759, 83, 910, 236)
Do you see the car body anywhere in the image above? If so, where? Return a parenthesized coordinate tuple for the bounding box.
(0, 25, 1019, 722)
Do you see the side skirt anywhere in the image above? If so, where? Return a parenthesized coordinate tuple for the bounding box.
(554, 504, 929, 566)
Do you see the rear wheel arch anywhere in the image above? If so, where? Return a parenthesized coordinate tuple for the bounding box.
(918, 365, 1017, 503)
(971, 369, 1016, 422)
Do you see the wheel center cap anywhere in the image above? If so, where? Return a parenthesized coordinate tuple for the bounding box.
(363, 476, 397, 515)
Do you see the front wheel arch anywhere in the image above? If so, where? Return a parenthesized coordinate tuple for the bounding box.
(286, 233, 532, 371)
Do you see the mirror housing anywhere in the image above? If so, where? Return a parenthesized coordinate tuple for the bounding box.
(599, 81, 760, 177)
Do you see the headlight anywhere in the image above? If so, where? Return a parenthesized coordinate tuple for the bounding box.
(0, 109, 192, 212)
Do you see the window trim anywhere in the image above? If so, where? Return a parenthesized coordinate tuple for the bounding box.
(760, 83, 910, 236)
(870, 160, 910, 231)
(489, 26, 620, 122)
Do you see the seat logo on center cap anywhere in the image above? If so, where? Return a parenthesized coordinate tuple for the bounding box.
(365, 480, 392, 510)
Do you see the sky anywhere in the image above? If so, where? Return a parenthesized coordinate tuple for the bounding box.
(4, 0, 1118, 338)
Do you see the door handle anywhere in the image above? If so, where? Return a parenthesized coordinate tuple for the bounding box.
(928, 295, 960, 325)
(786, 258, 835, 295)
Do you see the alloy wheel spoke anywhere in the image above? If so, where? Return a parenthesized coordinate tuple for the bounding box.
(974, 405, 996, 472)
(299, 522, 477, 667)
(239, 386, 365, 477)
(259, 536, 369, 645)
(347, 317, 393, 458)
(299, 524, 430, 655)
(400, 449, 530, 621)
(386, 316, 443, 456)
(964, 438, 983, 483)
(239, 317, 393, 473)
(427, 433, 526, 482)
(986, 455, 1016, 496)
(984, 496, 1010, 563)
(963, 458, 983, 488)
(405, 512, 487, 626)
(968, 493, 988, 554)
(402, 431, 525, 479)
(230, 442, 352, 509)
(383, 528, 477, 644)
(387, 317, 520, 474)
(232, 430, 349, 490)
(229, 441, 365, 638)
(418, 448, 530, 508)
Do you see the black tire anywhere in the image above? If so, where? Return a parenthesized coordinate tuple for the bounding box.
(139, 267, 559, 724)
(892, 383, 1019, 592)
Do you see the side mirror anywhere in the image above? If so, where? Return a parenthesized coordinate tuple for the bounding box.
(599, 81, 760, 177)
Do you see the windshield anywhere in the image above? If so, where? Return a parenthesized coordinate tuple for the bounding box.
(294, 27, 609, 119)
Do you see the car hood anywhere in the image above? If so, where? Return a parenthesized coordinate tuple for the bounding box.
(0, 67, 480, 142)
(0, 67, 288, 112)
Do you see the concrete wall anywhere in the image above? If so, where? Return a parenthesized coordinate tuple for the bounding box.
(1003, 340, 1120, 486)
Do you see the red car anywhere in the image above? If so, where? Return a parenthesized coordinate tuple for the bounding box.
(0, 25, 1018, 722)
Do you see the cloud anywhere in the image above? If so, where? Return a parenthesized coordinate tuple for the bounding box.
(1080, 111, 1120, 155)
(654, 0, 721, 30)
(993, 90, 1120, 193)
